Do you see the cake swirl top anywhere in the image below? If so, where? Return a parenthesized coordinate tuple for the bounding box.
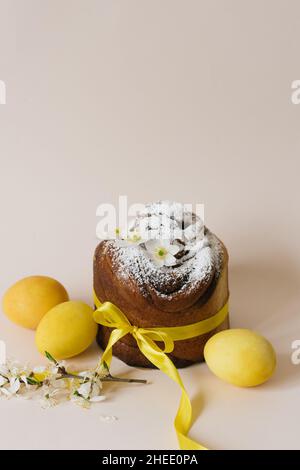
(127, 201, 204, 267)
(103, 201, 225, 303)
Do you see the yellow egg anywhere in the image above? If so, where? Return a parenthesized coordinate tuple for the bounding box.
(2, 276, 69, 329)
(204, 329, 276, 387)
(35, 301, 98, 359)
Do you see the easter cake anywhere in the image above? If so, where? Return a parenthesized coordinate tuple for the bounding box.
(93, 201, 229, 368)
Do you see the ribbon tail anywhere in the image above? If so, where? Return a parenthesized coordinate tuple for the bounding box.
(136, 336, 207, 451)
(175, 393, 208, 450)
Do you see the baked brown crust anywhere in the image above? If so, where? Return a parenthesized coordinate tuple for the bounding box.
(93, 231, 229, 368)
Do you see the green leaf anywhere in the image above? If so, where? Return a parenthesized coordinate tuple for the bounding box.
(102, 361, 109, 373)
(26, 377, 41, 386)
(45, 351, 57, 364)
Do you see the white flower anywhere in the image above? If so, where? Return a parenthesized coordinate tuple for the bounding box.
(89, 382, 104, 402)
(40, 388, 60, 408)
(124, 229, 144, 245)
(50, 377, 68, 390)
(76, 378, 103, 401)
(71, 394, 90, 409)
(33, 366, 46, 374)
(77, 381, 92, 400)
(8, 377, 21, 395)
(20, 375, 28, 387)
(145, 240, 180, 267)
(70, 369, 104, 407)
(0, 354, 144, 410)
(0, 387, 11, 397)
(104, 227, 126, 241)
(0, 375, 8, 387)
(89, 388, 105, 402)
(112, 226, 145, 248)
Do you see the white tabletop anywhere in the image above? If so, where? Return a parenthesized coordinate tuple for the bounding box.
(0, 0, 299, 450)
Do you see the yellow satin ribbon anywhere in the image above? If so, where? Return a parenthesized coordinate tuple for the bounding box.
(93, 291, 229, 450)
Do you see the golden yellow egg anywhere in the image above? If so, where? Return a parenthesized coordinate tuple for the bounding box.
(35, 301, 98, 359)
(2, 276, 69, 329)
(204, 329, 276, 387)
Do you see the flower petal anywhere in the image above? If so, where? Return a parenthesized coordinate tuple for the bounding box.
(145, 239, 159, 252)
(164, 254, 177, 267)
(33, 366, 46, 373)
(168, 244, 180, 255)
(9, 377, 21, 394)
(77, 382, 92, 399)
(0, 376, 8, 387)
(151, 256, 165, 267)
(158, 239, 171, 248)
(90, 395, 105, 403)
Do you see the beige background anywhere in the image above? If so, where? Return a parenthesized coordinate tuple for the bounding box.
(0, 0, 300, 450)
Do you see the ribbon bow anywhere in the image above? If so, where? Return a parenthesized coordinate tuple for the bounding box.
(94, 301, 175, 364)
(94, 295, 229, 451)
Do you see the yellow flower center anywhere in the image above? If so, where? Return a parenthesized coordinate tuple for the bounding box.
(131, 233, 141, 242)
(157, 248, 166, 258)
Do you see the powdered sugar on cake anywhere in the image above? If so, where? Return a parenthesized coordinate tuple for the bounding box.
(103, 201, 224, 299)
(130, 201, 204, 251)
